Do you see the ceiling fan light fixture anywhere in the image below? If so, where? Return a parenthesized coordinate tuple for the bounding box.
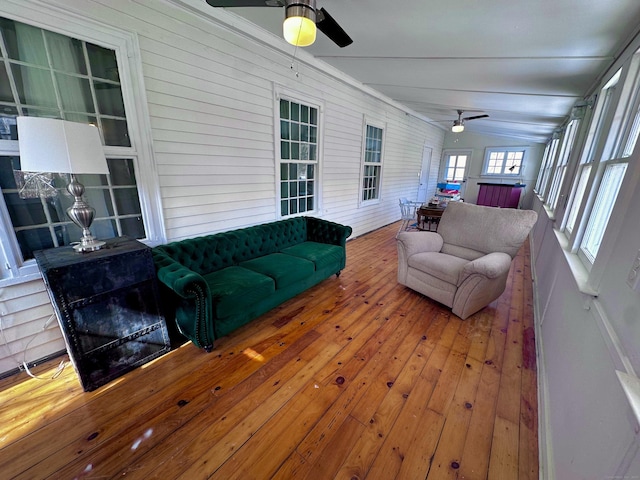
(283, 1, 317, 47)
(452, 120, 464, 133)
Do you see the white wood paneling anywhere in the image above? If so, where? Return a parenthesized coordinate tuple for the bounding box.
(0, 280, 64, 377)
(532, 196, 640, 479)
(0, 0, 444, 375)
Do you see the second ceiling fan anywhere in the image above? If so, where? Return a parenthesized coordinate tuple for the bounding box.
(451, 110, 489, 133)
(205, 0, 353, 48)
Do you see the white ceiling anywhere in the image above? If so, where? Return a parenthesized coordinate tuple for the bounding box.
(203, 0, 640, 143)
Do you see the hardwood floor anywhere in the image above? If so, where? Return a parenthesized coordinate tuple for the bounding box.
(0, 222, 539, 479)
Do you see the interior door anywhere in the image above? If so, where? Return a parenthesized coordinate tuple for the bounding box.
(416, 146, 433, 203)
(441, 149, 472, 199)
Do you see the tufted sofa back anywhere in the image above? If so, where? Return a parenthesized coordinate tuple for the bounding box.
(153, 217, 309, 276)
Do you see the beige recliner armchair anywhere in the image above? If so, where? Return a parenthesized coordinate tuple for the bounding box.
(397, 202, 538, 319)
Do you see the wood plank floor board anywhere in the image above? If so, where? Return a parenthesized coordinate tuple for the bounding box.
(0, 221, 539, 480)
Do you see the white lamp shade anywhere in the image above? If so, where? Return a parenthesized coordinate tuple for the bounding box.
(17, 117, 108, 174)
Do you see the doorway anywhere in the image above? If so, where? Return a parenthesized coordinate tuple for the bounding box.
(441, 149, 472, 199)
(416, 146, 433, 203)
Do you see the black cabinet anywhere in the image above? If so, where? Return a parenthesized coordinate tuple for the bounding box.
(34, 237, 170, 391)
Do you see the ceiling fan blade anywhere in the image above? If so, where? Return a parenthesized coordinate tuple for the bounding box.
(463, 114, 489, 121)
(316, 8, 353, 47)
(205, 0, 283, 7)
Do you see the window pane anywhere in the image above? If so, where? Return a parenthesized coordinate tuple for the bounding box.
(581, 163, 627, 262)
(16, 228, 55, 260)
(12, 64, 57, 108)
(114, 188, 142, 215)
(120, 216, 145, 239)
(45, 31, 86, 75)
(101, 118, 130, 147)
(566, 165, 591, 233)
(280, 120, 289, 140)
(86, 43, 120, 82)
(5, 193, 47, 226)
(0, 65, 14, 102)
(94, 81, 126, 117)
(56, 73, 94, 113)
(107, 158, 137, 185)
(279, 99, 289, 120)
(0, 115, 18, 140)
(1, 19, 48, 66)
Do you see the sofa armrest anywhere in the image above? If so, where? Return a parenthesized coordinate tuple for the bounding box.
(153, 250, 208, 299)
(306, 217, 353, 247)
(152, 249, 214, 350)
(458, 252, 512, 285)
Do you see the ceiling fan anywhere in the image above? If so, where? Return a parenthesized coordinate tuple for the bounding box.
(205, 0, 353, 48)
(451, 110, 489, 133)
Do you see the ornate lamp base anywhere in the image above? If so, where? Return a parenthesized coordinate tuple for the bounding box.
(66, 175, 105, 253)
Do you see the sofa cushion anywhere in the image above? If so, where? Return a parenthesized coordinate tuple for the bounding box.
(408, 252, 469, 285)
(204, 266, 275, 319)
(280, 241, 344, 271)
(240, 253, 315, 289)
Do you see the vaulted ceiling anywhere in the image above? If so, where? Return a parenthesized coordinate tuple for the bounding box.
(199, 0, 640, 143)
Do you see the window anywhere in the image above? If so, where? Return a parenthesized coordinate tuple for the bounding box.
(360, 123, 384, 202)
(575, 64, 637, 265)
(442, 151, 469, 182)
(279, 98, 319, 217)
(0, 156, 144, 260)
(0, 14, 162, 284)
(548, 117, 581, 210)
(482, 147, 526, 176)
(535, 136, 559, 195)
(580, 161, 627, 263)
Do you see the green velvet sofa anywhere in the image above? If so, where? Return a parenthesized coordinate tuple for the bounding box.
(152, 216, 352, 351)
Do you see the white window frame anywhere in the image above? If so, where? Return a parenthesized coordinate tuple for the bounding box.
(535, 135, 560, 197)
(441, 149, 471, 183)
(0, 3, 165, 286)
(274, 86, 323, 219)
(481, 147, 528, 177)
(547, 117, 582, 211)
(359, 118, 385, 205)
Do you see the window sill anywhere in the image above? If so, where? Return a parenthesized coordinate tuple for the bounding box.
(0, 270, 42, 288)
(553, 228, 598, 297)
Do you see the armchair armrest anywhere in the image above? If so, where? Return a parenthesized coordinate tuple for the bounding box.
(458, 252, 512, 285)
(397, 231, 444, 258)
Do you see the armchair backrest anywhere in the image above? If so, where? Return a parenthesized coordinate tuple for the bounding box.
(437, 202, 538, 259)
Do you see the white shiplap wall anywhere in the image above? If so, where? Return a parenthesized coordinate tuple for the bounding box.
(0, 0, 444, 376)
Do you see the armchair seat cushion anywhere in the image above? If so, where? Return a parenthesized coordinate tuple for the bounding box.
(205, 266, 275, 319)
(240, 253, 315, 289)
(408, 252, 468, 285)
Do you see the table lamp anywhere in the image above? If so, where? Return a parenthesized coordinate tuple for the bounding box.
(17, 117, 109, 253)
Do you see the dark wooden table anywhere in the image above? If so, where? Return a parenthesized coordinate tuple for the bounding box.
(417, 205, 446, 231)
(34, 236, 170, 391)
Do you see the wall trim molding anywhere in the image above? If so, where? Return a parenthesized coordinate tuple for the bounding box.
(529, 238, 555, 480)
